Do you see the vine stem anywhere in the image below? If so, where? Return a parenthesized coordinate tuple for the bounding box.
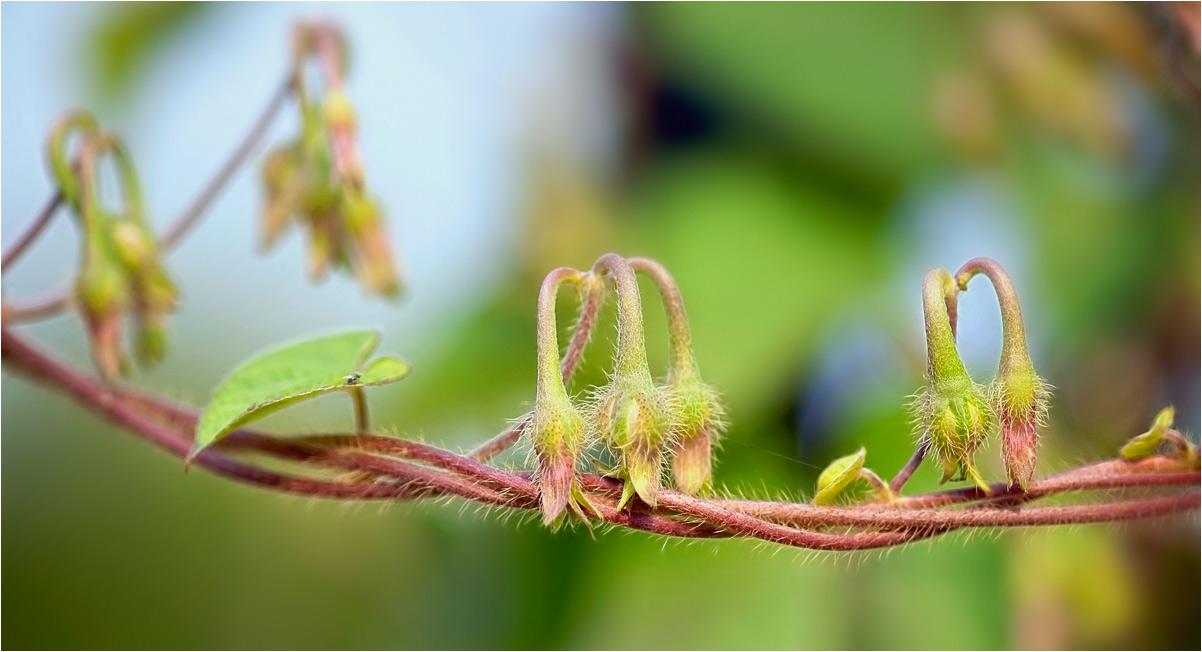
(3, 326, 1197, 552)
(1, 71, 296, 321)
(1, 191, 63, 272)
(890, 437, 929, 493)
(159, 73, 295, 250)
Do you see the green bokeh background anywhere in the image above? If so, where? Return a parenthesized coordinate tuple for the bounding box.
(3, 3, 1199, 649)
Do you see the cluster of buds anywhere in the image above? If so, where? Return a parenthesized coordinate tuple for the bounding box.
(48, 111, 178, 379)
(628, 257, 725, 496)
(260, 22, 401, 298)
(589, 255, 675, 510)
(908, 258, 1051, 493)
(525, 254, 724, 524)
(913, 268, 992, 491)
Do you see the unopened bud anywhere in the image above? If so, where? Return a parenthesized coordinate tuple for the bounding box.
(323, 90, 357, 132)
(530, 267, 590, 526)
(668, 377, 722, 495)
(915, 268, 993, 492)
(598, 387, 673, 509)
(956, 257, 1050, 490)
(530, 395, 585, 526)
(111, 219, 155, 271)
(627, 257, 725, 496)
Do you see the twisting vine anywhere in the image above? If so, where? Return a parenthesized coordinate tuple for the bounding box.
(1, 22, 1198, 554)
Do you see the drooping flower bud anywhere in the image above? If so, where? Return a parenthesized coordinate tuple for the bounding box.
(628, 257, 725, 495)
(914, 268, 992, 492)
(343, 191, 401, 298)
(530, 267, 589, 525)
(67, 129, 177, 378)
(592, 254, 674, 508)
(955, 257, 1050, 490)
(77, 244, 130, 379)
(257, 29, 403, 298)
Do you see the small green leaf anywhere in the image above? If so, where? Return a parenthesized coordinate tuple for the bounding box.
(1151, 406, 1175, 431)
(189, 330, 409, 460)
(814, 447, 866, 505)
(1120, 407, 1175, 461)
(1120, 432, 1163, 461)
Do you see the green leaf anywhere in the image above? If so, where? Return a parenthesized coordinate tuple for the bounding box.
(1120, 431, 1163, 461)
(813, 447, 866, 505)
(189, 330, 409, 460)
(1120, 406, 1175, 461)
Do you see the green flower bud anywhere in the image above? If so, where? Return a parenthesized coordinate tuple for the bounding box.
(343, 192, 401, 298)
(110, 219, 155, 272)
(592, 254, 674, 508)
(596, 385, 673, 509)
(955, 257, 1051, 490)
(77, 252, 130, 380)
(260, 144, 303, 247)
(531, 267, 589, 525)
(915, 268, 992, 492)
(323, 90, 357, 132)
(530, 392, 586, 526)
(136, 312, 169, 364)
(628, 257, 725, 496)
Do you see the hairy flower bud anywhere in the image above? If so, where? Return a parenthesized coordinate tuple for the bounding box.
(343, 192, 401, 298)
(530, 391, 586, 526)
(596, 385, 673, 509)
(77, 252, 130, 380)
(69, 130, 176, 378)
(628, 257, 725, 496)
(530, 267, 590, 525)
(592, 255, 674, 508)
(956, 257, 1050, 490)
(258, 60, 403, 298)
(915, 268, 992, 491)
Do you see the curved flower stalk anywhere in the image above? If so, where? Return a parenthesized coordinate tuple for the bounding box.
(629, 257, 725, 495)
(913, 268, 992, 491)
(955, 257, 1051, 489)
(260, 22, 401, 298)
(591, 254, 674, 509)
(530, 267, 599, 525)
(52, 117, 178, 379)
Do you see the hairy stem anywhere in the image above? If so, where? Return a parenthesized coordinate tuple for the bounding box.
(890, 437, 929, 493)
(1, 192, 63, 273)
(160, 73, 295, 250)
(628, 257, 696, 381)
(350, 386, 369, 433)
(3, 327, 1197, 552)
(592, 253, 652, 387)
